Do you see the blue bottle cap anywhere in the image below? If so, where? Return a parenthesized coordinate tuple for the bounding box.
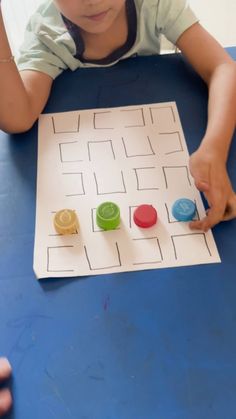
(172, 198, 196, 222)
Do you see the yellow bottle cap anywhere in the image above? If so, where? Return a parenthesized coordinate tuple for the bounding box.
(54, 209, 79, 235)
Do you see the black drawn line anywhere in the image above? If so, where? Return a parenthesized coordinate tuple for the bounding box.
(93, 171, 126, 195)
(52, 115, 80, 134)
(91, 208, 102, 232)
(121, 135, 155, 157)
(133, 167, 159, 191)
(84, 242, 122, 270)
(62, 172, 85, 196)
(93, 111, 114, 130)
(87, 140, 115, 161)
(129, 205, 137, 228)
(132, 237, 163, 265)
(171, 233, 212, 260)
(47, 246, 75, 272)
(165, 203, 178, 224)
(195, 203, 200, 220)
(91, 208, 97, 232)
(59, 142, 83, 163)
(52, 116, 56, 134)
(162, 165, 191, 189)
(158, 131, 183, 155)
(120, 108, 145, 127)
(149, 105, 176, 125)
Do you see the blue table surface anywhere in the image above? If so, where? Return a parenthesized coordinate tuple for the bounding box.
(0, 48, 236, 419)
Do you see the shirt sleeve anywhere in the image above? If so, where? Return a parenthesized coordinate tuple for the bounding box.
(16, 16, 69, 79)
(155, 0, 199, 45)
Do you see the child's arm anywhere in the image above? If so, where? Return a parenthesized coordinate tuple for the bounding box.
(0, 7, 53, 133)
(176, 22, 236, 231)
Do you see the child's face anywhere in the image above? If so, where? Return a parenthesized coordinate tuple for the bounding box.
(54, 0, 127, 34)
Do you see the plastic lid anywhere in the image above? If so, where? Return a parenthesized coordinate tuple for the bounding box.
(96, 202, 120, 230)
(133, 204, 158, 228)
(172, 198, 196, 222)
(54, 209, 79, 235)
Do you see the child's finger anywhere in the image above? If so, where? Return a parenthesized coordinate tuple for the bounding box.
(0, 389, 12, 416)
(0, 358, 12, 381)
(222, 194, 236, 221)
(190, 199, 226, 231)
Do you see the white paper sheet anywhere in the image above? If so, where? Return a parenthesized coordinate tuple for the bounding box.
(34, 102, 220, 279)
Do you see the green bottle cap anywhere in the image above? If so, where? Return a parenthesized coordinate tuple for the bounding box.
(96, 202, 120, 230)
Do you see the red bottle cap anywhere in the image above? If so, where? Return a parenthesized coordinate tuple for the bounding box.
(133, 204, 158, 228)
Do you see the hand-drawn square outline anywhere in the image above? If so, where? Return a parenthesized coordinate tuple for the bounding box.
(59, 141, 83, 163)
(47, 246, 75, 272)
(133, 167, 160, 191)
(122, 135, 155, 157)
(84, 242, 122, 270)
(164, 200, 200, 223)
(158, 131, 183, 155)
(120, 107, 145, 127)
(171, 233, 212, 260)
(149, 105, 176, 125)
(52, 115, 80, 133)
(93, 170, 126, 195)
(162, 165, 191, 189)
(93, 111, 114, 130)
(62, 172, 85, 196)
(132, 237, 163, 265)
(87, 140, 116, 161)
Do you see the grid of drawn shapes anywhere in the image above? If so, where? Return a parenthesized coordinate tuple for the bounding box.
(162, 166, 191, 189)
(62, 172, 85, 196)
(119, 108, 145, 127)
(94, 169, 126, 195)
(88, 140, 115, 161)
(122, 135, 155, 157)
(52, 114, 80, 133)
(134, 167, 160, 190)
(59, 141, 83, 163)
(158, 131, 183, 155)
(171, 233, 212, 261)
(93, 111, 114, 129)
(47, 246, 77, 272)
(84, 242, 121, 270)
(150, 106, 176, 131)
(165, 201, 200, 223)
(132, 237, 163, 265)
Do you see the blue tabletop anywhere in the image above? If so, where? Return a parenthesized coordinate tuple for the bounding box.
(0, 48, 236, 419)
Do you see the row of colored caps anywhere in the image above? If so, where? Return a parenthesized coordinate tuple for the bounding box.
(54, 199, 196, 234)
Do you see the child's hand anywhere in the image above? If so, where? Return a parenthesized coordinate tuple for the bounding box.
(0, 358, 12, 416)
(189, 148, 236, 231)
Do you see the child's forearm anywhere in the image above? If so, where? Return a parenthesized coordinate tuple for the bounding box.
(0, 8, 32, 132)
(200, 62, 236, 162)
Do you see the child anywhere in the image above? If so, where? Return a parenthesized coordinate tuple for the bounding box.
(0, 357, 12, 416)
(0, 0, 236, 231)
